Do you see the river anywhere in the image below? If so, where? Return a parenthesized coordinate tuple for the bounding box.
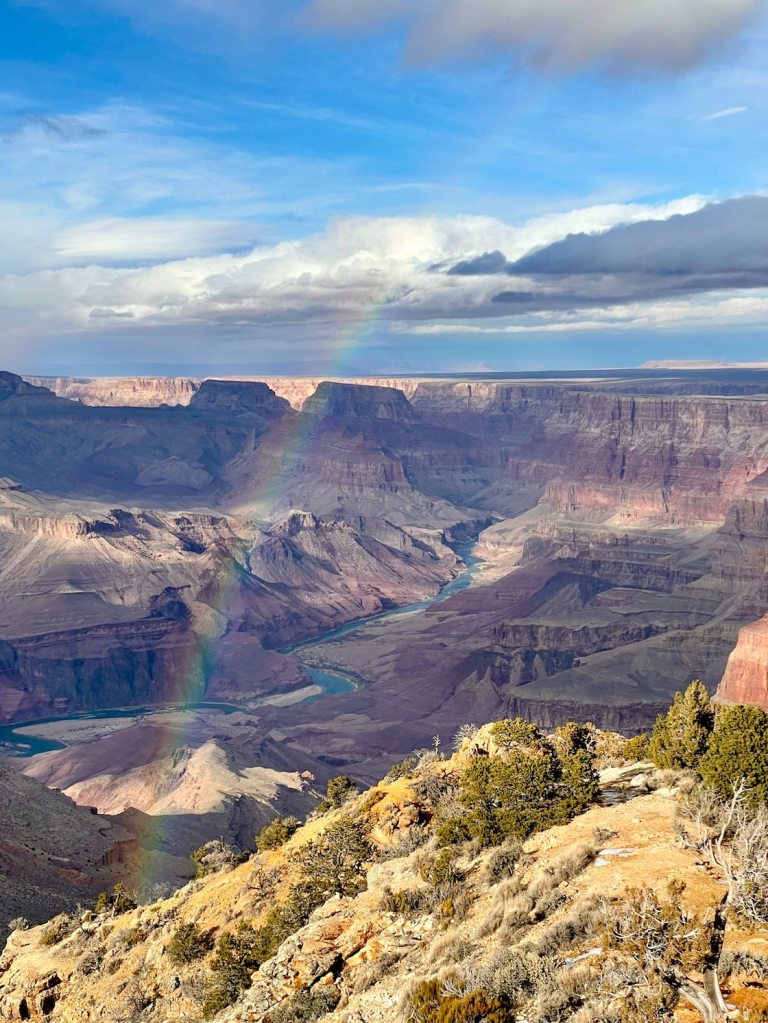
(287, 539, 483, 700)
(0, 540, 483, 759)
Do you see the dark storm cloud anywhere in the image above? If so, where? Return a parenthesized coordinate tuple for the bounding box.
(445, 197, 768, 313)
(512, 196, 768, 276)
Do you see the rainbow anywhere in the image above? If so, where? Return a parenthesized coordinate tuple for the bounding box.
(121, 303, 391, 894)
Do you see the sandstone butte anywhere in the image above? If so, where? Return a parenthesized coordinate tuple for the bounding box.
(1, 723, 767, 1023)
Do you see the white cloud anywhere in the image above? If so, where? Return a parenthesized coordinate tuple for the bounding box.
(0, 195, 720, 339)
(0, 101, 376, 274)
(305, 0, 764, 73)
(705, 105, 748, 119)
(54, 218, 262, 263)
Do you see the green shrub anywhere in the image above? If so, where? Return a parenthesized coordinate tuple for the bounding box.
(385, 754, 418, 781)
(256, 816, 301, 853)
(167, 922, 215, 965)
(460, 744, 594, 848)
(491, 718, 542, 751)
(316, 775, 357, 813)
(266, 987, 340, 1023)
(432, 718, 598, 851)
(293, 815, 372, 903)
(434, 813, 472, 848)
(649, 680, 713, 770)
(557, 746, 601, 819)
(622, 733, 651, 762)
(409, 978, 516, 1023)
(39, 914, 74, 947)
(95, 883, 137, 916)
(203, 923, 264, 1017)
(191, 839, 246, 878)
(461, 750, 553, 846)
(700, 703, 768, 806)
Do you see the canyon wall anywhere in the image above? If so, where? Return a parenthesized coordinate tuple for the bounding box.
(5, 370, 768, 760)
(25, 376, 200, 408)
(27, 375, 421, 410)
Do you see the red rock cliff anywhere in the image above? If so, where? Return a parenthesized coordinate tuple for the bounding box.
(716, 615, 768, 709)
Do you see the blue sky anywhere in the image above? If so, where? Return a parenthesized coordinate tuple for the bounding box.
(1, 0, 768, 374)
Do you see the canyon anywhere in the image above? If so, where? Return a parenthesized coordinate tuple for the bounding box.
(2, 367, 768, 845)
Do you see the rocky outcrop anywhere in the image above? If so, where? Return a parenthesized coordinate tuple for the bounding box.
(189, 379, 291, 418)
(22, 727, 326, 860)
(0, 481, 463, 723)
(28, 371, 768, 415)
(240, 512, 460, 649)
(0, 615, 202, 723)
(715, 615, 768, 709)
(0, 385, 258, 502)
(0, 373, 55, 403)
(0, 378, 484, 525)
(486, 617, 674, 687)
(270, 516, 761, 772)
(6, 368, 768, 767)
(302, 382, 418, 422)
(13, 375, 768, 527)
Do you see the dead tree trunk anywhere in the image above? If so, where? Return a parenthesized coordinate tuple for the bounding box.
(701, 897, 729, 1018)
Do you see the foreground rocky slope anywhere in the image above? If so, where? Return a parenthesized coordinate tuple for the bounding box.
(2, 721, 766, 1023)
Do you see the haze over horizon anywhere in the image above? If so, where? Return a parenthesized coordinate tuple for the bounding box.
(2, 0, 768, 375)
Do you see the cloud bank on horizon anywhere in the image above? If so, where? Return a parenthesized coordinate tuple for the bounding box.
(2, 0, 768, 371)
